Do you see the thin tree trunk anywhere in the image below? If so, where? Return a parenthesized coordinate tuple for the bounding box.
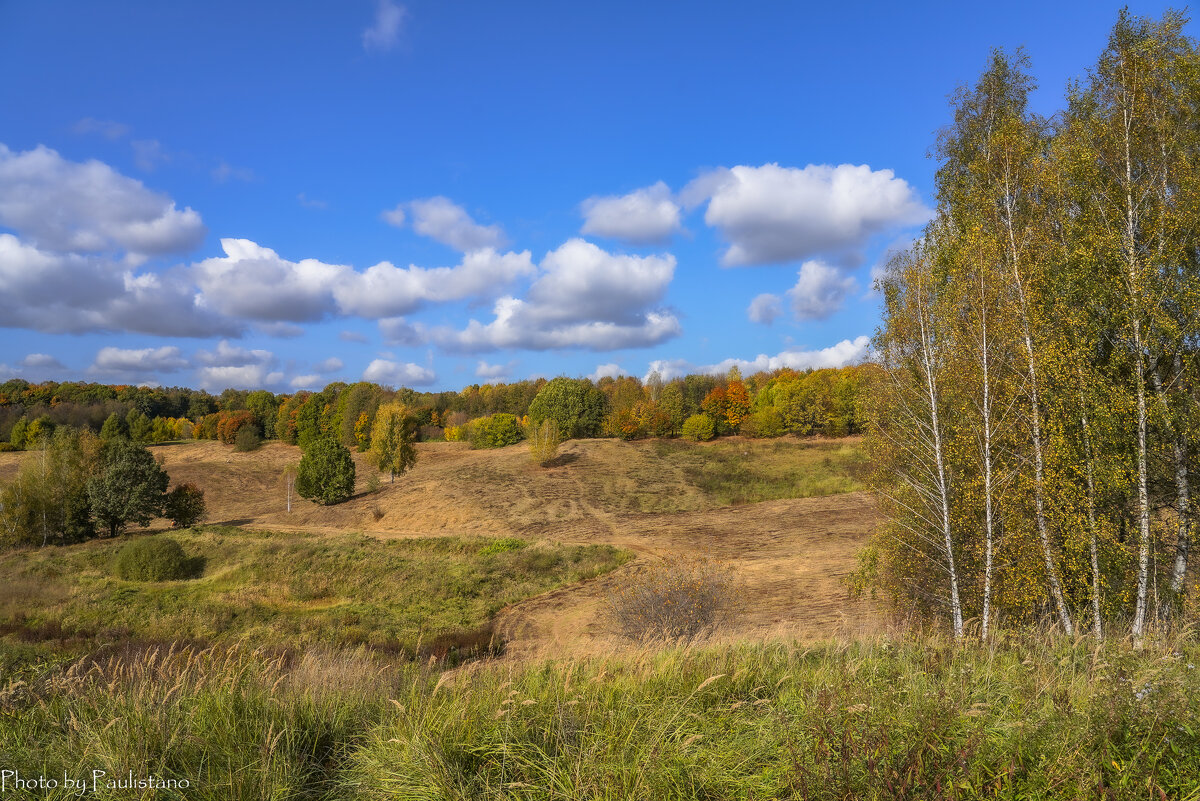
(978, 275, 996, 640)
(1081, 410, 1103, 639)
(1125, 98, 1154, 638)
(917, 288, 963, 639)
(1153, 358, 1191, 597)
(1003, 172, 1074, 635)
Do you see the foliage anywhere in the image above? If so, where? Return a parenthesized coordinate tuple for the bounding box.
(681, 413, 715, 442)
(604, 556, 738, 640)
(296, 437, 357, 505)
(0, 428, 100, 548)
(214, 410, 255, 445)
(86, 438, 170, 538)
(527, 418, 561, 466)
(367, 402, 417, 482)
(99, 412, 127, 441)
(163, 483, 206, 528)
(741, 407, 784, 438)
(866, 14, 1200, 639)
(232, 423, 262, 452)
(114, 536, 193, 581)
(467, 413, 524, 449)
(527, 377, 607, 439)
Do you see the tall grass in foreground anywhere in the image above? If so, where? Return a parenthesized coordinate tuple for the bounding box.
(2, 632, 1199, 799)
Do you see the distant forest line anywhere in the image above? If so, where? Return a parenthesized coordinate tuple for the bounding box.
(0, 364, 869, 452)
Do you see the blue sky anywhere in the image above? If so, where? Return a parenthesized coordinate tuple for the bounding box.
(0, 1, 1189, 393)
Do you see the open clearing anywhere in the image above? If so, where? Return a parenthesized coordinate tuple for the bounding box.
(1, 437, 879, 658)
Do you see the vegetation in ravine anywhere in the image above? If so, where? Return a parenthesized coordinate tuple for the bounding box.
(0, 528, 628, 657)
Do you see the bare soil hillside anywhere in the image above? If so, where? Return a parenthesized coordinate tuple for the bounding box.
(0, 437, 881, 657)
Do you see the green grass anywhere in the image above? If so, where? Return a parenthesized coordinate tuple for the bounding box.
(0, 527, 628, 657)
(654, 438, 868, 505)
(1, 633, 1197, 800)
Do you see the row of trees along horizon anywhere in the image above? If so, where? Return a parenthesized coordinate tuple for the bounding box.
(0, 365, 865, 549)
(0, 362, 867, 454)
(864, 9, 1200, 642)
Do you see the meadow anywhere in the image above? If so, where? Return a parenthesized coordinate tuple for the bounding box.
(1, 437, 1197, 799)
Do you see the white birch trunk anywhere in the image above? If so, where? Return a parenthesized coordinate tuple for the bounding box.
(917, 286, 963, 638)
(1080, 410, 1103, 639)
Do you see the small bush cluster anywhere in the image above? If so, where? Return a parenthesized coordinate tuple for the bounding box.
(163, 483, 207, 528)
(468, 413, 525, 449)
(605, 556, 737, 640)
(527, 418, 561, 466)
(681, 413, 716, 442)
(114, 536, 194, 581)
(232, 424, 262, 452)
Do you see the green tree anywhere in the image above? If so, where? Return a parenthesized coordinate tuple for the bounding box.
(0, 428, 100, 548)
(296, 437, 356, 505)
(367, 402, 417, 483)
(163, 483, 207, 528)
(100, 411, 128, 441)
(87, 438, 170, 538)
(8, 417, 28, 449)
(528, 377, 608, 439)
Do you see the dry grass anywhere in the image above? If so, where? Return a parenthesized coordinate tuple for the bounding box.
(1, 437, 881, 660)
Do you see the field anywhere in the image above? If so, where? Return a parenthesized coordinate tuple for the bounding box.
(0, 436, 879, 658)
(3, 437, 1198, 799)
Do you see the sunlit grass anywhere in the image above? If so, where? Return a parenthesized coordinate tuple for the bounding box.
(2, 631, 1197, 800)
(0, 527, 629, 657)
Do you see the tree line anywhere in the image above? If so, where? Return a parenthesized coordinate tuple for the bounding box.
(866, 10, 1199, 640)
(0, 364, 868, 455)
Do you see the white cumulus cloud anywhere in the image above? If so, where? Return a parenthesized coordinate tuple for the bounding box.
(580, 181, 682, 245)
(684, 163, 928, 266)
(0, 144, 206, 259)
(747, 293, 783, 325)
(430, 239, 680, 352)
(786, 260, 857, 321)
(363, 359, 436, 387)
(19, 353, 66, 370)
(588, 363, 623, 381)
(312, 357, 344, 374)
(704, 336, 871, 376)
(90, 346, 188, 375)
(405, 196, 507, 252)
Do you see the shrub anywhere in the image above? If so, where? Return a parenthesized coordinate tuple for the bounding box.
(0, 442, 17, 453)
(418, 424, 444, 441)
(604, 556, 737, 640)
(296, 437, 356, 505)
(217, 410, 256, 445)
(163, 483, 206, 528)
(233, 423, 262, 452)
(468, 413, 524, 449)
(114, 536, 193, 581)
(681, 414, 716, 442)
(527, 418, 561, 466)
(742, 407, 784, 438)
